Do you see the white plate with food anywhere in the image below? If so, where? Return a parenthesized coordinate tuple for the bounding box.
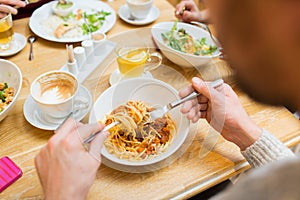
(29, 0, 116, 43)
(151, 21, 221, 67)
(89, 78, 190, 172)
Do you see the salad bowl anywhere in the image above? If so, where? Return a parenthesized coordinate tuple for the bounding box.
(151, 21, 221, 68)
(0, 59, 22, 122)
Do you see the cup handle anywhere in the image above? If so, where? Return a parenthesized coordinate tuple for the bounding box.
(73, 97, 89, 114)
(144, 52, 162, 72)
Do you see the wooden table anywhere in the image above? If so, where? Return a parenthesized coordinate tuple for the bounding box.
(1, 0, 300, 199)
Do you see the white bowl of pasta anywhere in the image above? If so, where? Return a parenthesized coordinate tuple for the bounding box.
(0, 59, 22, 122)
(151, 21, 221, 68)
(89, 78, 190, 171)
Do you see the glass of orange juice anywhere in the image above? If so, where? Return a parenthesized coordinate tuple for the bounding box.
(116, 47, 162, 78)
(0, 12, 13, 50)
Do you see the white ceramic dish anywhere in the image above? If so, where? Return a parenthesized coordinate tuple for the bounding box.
(23, 84, 92, 130)
(52, 1, 74, 17)
(0, 33, 26, 57)
(109, 69, 152, 85)
(60, 40, 116, 84)
(29, 0, 116, 43)
(89, 78, 190, 170)
(118, 4, 159, 25)
(0, 59, 22, 122)
(151, 22, 221, 68)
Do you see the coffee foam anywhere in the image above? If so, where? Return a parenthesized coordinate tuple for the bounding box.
(37, 79, 75, 104)
(39, 85, 72, 104)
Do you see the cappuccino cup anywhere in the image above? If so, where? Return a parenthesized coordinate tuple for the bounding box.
(30, 71, 87, 119)
(126, 0, 153, 19)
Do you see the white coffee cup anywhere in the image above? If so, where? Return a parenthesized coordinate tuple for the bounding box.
(126, 0, 153, 19)
(30, 71, 87, 119)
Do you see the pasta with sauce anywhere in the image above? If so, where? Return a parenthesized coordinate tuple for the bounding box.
(103, 101, 176, 161)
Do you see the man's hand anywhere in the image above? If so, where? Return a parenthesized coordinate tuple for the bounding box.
(0, 0, 26, 15)
(179, 77, 262, 150)
(35, 118, 108, 200)
(175, 0, 209, 23)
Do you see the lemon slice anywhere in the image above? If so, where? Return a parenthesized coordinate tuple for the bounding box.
(125, 49, 147, 61)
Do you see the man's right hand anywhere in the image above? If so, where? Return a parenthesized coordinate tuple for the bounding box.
(175, 0, 209, 23)
(179, 77, 262, 150)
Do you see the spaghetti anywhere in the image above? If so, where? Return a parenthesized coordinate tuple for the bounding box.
(103, 100, 176, 161)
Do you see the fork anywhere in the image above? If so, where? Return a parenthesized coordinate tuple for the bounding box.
(14, 0, 30, 8)
(83, 121, 120, 144)
(149, 79, 224, 121)
(190, 21, 221, 48)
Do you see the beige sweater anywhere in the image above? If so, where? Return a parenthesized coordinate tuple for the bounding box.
(212, 129, 299, 200)
(241, 129, 295, 168)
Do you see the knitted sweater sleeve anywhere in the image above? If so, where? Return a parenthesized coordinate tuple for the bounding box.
(241, 129, 295, 168)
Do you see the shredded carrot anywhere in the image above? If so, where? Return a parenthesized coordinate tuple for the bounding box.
(77, 9, 82, 20)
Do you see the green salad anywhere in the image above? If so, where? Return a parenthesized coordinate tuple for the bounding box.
(82, 11, 111, 34)
(56, 1, 73, 9)
(61, 9, 111, 35)
(0, 82, 14, 113)
(161, 21, 218, 56)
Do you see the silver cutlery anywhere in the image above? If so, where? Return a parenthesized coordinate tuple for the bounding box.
(83, 121, 120, 144)
(28, 36, 36, 61)
(14, 0, 30, 9)
(54, 111, 118, 145)
(190, 21, 221, 48)
(149, 79, 224, 121)
(55, 112, 74, 131)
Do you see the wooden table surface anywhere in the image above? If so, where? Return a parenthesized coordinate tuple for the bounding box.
(1, 0, 300, 199)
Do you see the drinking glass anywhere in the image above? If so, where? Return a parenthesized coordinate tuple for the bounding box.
(0, 12, 13, 50)
(116, 47, 162, 78)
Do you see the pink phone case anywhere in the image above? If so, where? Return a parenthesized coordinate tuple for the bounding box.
(0, 156, 23, 193)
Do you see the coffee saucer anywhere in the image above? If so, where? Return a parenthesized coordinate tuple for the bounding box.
(118, 4, 160, 25)
(23, 85, 92, 131)
(0, 33, 26, 57)
(109, 69, 153, 85)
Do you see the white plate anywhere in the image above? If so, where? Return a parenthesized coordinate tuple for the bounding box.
(89, 78, 190, 172)
(0, 33, 26, 57)
(118, 4, 159, 25)
(23, 85, 92, 130)
(109, 69, 152, 85)
(29, 0, 116, 43)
